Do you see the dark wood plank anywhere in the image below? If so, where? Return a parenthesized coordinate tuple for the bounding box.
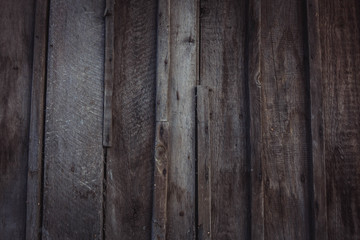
(0, 0, 35, 238)
(42, 0, 105, 238)
(199, 0, 249, 239)
(105, 0, 157, 239)
(306, 0, 327, 239)
(151, 0, 170, 239)
(260, 0, 310, 238)
(247, 0, 264, 239)
(26, 0, 49, 239)
(319, 0, 360, 239)
(165, 0, 198, 239)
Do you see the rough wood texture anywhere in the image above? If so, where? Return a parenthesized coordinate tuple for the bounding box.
(319, 0, 360, 239)
(42, 0, 105, 238)
(247, 0, 264, 239)
(151, 0, 170, 239)
(197, 86, 212, 240)
(0, 0, 35, 238)
(260, 0, 310, 238)
(199, 0, 249, 238)
(26, 0, 49, 239)
(105, 0, 157, 239)
(103, 0, 114, 147)
(165, 0, 198, 239)
(306, 0, 327, 239)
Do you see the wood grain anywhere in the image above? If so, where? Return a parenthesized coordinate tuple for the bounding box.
(105, 0, 157, 239)
(319, 0, 360, 239)
(42, 0, 105, 238)
(0, 0, 35, 238)
(165, 0, 198, 239)
(26, 0, 49, 239)
(261, 0, 310, 238)
(199, 0, 249, 238)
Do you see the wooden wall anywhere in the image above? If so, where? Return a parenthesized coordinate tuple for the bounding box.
(0, 0, 359, 239)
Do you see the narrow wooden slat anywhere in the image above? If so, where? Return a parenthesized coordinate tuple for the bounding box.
(26, 0, 49, 239)
(103, 0, 114, 147)
(151, 0, 170, 239)
(199, 0, 249, 238)
(197, 86, 211, 240)
(319, 0, 360, 238)
(0, 0, 35, 238)
(247, 0, 264, 239)
(306, 0, 327, 239)
(105, 0, 157, 239)
(165, 0, 198, 239)
(260, 0, 310, 238)
(42, 0, 105, 238)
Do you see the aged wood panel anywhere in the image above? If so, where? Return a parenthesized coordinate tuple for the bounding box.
(42, 0, 105, 238)
(260, 0, 310, 239)
(152, 0, 170, 239)
(26, 0, 49, 239)
(105, 0, 157, 239)
(199, 0, 249, 239)
(306, 0, 327, 239)
(247, 0, 264, 239)
(0, 0, 35, 238)
(165, 0, 198, 239)
(319, 0, 360, 239)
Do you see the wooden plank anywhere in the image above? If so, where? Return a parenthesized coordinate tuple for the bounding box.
(306, 0, 327, 239)
(247, 0, 264, 239)
(105, 0, 157, 239)
(42, 0, 105, 238)
(197, 86, 212, 240)
(151, 0, 170, 239)
(165, 0, 198, 239)
(26, 0, 49, 239)
(199, 0, 249, 238)
(318, 0, 360, 239)
(102, 0, 114, 147)
(0, 0, 35, 238)
(260, 0, 310, 238)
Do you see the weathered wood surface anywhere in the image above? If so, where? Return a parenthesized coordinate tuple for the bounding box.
(105, 0, 157, 239)
(42, 0, 105, 238)
(152, 0, 170, 239)
(0, 0, 35, 238)
(165, 0, 198, 239)
(260, 0, 310, 239)
(199, 0, 249, 239)
(26, 0, 49, 239)
(319, 0, 360, 239)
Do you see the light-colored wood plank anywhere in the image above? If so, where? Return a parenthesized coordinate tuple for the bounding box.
(42, 0, 105, 238)
(26, 0, 49, 239)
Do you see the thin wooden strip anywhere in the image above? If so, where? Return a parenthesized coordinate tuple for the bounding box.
(25, 0, 49, 239)
(197, 86, 211, 240)
(152, 122, 170, 240)
(42, 0, 105, 238)
(247, 0, 264, 239)
(306, 0, 327, 239)
(165, 0, 198, 239)
(103, 0, 114, 147)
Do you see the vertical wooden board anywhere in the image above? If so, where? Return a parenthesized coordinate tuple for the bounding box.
(105, 0, 157, 239)
(306, 0, 327, 239)
(166, 0, 198, 239)
(260, 0, 310, 239)
(200, 0, 249, 239)
(43, 0, 104, 239)
(0, 0, 35, 238)
(26, 0, 49, 239)
(319, 0, 360, 239)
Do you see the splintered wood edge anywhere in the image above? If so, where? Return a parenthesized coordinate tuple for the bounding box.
(103, 0, 114, 147)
